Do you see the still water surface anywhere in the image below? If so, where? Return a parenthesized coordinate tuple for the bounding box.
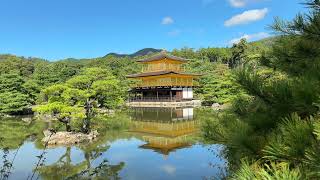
(0, 108, 226, 180)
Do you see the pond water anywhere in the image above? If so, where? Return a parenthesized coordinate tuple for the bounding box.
(0, 108, 227, 180)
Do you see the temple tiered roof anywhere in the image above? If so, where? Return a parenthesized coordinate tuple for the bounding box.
(127, 51, 201, 88)
(126, 70, 201, 78)
(137, 51, 188, 62)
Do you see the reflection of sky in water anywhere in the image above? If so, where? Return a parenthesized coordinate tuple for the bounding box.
(0, 141, 84, 180)
(0, 108, 227, 180)
(0, 138, 226, 180)
(101, 138, 226, 180)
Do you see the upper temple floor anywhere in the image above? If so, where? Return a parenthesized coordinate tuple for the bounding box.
(138, 51, 187, 73)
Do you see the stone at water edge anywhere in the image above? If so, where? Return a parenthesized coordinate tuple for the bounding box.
(43, 130, 52, 137)
(211, 103, 231, 111)
(22, 117, 32, 124)
(42, 130, 99, 146)
(211, 103, 222, 110)
(97, 108, 115, 116)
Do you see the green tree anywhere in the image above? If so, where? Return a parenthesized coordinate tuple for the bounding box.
(185, 56, 240, 105)
(0, 55, 37, 77)
(269, 0, 320, 75)
(171, 47, 197, 59)
(204, 1, 320, 178)
(0, 73, 31, 114)
(35, 67, 124, 133)
(229, 39, 248, 69)
(35, 102, 85, 132)
(198, 48, 231, 63)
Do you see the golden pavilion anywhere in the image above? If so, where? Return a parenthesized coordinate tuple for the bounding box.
(127, 51, 201, 102)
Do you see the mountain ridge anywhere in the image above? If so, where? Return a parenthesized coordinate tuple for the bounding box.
(104, 48, 162, 58)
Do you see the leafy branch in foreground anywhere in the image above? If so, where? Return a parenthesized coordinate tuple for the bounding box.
(203, 1, 320, 178)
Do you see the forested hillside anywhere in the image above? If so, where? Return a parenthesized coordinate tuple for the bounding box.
(0, 37, 270, 115)
(104, 48, 162, 58)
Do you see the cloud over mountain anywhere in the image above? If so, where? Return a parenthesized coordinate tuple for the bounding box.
(229, 32, 270, 44)
(224, 8, 268, 26)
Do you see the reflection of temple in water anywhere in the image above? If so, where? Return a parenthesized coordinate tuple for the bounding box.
(129, 107, 199, 155)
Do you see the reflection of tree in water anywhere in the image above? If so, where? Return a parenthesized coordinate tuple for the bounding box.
(36, 147, 87, 180)
(0, 148, 11, 180)
(37, 138, 125, 180)
(0, 118, 46, 180)
(202, 145, 228, 180)
(66, 160, 125, 180)
(0, 117, 130, 180)
(0, 146, 23, 180)
(0, 118, 46, 149)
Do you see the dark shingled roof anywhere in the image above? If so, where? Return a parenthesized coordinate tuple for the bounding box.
(126, 71, 201, 78)
(137, 51, 188, 62)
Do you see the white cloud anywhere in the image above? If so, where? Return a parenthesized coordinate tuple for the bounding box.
(161, 17, 174, 25)
(229, 0, 246, 7)
(203, 0, 264, 7)
(224, 8, 268, 27)
(229, 32, 270, 44)
(228, 0, 264, 7)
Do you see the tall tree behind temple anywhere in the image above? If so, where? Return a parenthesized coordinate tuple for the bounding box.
(229, 39, 248, 69)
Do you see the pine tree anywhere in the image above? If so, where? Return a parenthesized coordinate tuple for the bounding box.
(229, 39, 248, 69)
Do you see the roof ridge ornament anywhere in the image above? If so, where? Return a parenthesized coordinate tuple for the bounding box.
(137, 50, 188, 62)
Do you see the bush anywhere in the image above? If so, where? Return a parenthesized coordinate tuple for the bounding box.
(232, 160, 302, 180)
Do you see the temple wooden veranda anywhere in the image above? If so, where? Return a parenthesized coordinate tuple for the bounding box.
(126, 51, 201, 104)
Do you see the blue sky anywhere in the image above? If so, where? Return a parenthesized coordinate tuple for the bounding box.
(0, 0, 304, 60)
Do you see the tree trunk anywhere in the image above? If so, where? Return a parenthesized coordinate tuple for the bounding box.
(58, 116, 72, 132)
(82, 118, 91, 134)
(66, 123, 71, 132)
(82, 99, 95, 134)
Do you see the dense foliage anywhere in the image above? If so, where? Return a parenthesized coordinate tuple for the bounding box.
(203, 1, 320, 178)
(0, 38, 260, 115)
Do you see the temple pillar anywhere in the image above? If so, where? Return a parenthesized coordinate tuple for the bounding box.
(157, 90, 159, 101)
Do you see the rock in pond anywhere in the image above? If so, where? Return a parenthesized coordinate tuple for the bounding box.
(42, 130, 99, 146)
(211, 103, 230, 111)
(211, 103, 222, 110)
(22, 117, 32, 123)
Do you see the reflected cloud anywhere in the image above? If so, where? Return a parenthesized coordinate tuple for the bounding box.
(161, 164, 176, 175)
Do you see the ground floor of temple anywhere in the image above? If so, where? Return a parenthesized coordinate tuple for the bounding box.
(128, 87, 194, 102)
